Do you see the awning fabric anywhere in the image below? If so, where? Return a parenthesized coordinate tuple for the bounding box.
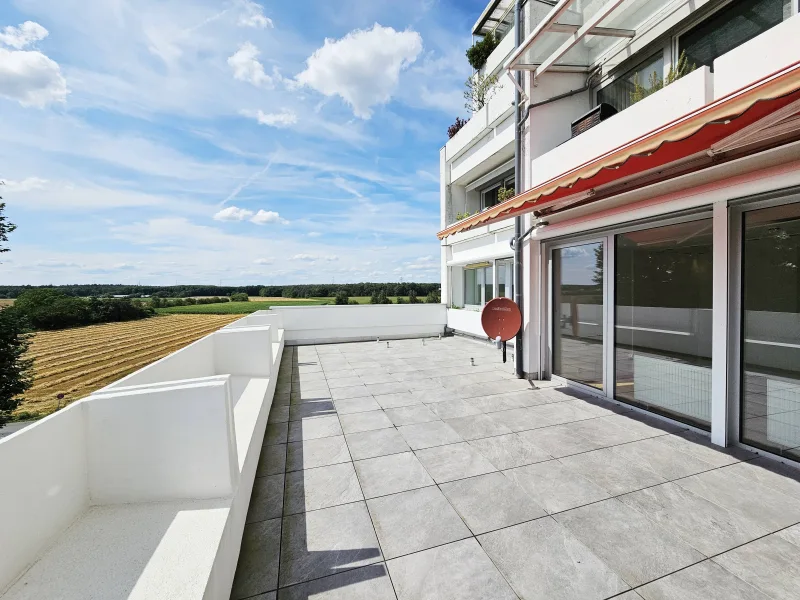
(438, 61, 800, 240)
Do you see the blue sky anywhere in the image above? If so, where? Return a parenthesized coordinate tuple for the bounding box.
(0, 0, 486, 286)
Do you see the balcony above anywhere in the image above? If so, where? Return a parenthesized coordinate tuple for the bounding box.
(529, 65, 712, 190)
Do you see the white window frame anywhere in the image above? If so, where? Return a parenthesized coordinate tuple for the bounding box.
(461, 256, 514, 309)
(479, 173, 515, 211)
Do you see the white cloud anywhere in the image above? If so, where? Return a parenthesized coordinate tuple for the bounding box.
(253, 257, 273, 265)
(2, 176, 48, 192)
(291, 253, 338, 262)
(213, 205, 254, 221)
(250, 209, 288, 225)
(0, 47, 68, 107)
(227, 42, 271, 87)
(238, 1, 273, 29)
(295, 24, 422, 119)
(307, 231, 321, 237)
(35, 259, 81, 268)
(0, 21, 49, 49)
(242, 109, 297, 128)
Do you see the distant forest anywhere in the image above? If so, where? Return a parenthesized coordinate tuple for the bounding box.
(0, 282, 442, 299)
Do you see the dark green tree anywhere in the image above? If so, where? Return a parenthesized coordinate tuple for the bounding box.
(334, 289, 349, 305)
(408, 289, 418, 304)
(425, 288, 441, 304)
(0, 202, 33, 426)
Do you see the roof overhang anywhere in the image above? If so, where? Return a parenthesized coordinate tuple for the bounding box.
(472, 0, 514, 37)
(505, 0, 671, 79)
(438, 61, 800, 240)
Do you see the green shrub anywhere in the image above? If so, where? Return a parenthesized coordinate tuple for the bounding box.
(466, 32, 498, 70)
(229, 292, 249, 302)
(425, 289, 441, 304)
(334, 289, 349, 305)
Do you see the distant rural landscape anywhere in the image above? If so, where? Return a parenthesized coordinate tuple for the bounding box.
(0, 283, 441, 422)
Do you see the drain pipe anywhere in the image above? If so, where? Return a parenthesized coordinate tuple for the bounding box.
(513, 0, 524, 379)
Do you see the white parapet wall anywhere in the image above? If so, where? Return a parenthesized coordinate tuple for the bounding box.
(87, 378, 239, 504)
(447, 308, 487, 340)
(0, 319, 283, 600)
(0, 304, 465, 599)
(272, 304, 447, 345)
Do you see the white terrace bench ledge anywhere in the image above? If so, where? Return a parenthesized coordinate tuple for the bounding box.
(0, 305, 448, 600)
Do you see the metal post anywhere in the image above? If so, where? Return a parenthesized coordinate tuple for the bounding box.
(513, 0, 524, 379)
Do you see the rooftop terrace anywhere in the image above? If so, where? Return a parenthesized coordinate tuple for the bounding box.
(232, 336, 800, 600)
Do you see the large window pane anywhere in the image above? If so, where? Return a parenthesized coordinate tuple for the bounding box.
(596, 53, 664, 113)
(679, 0, 789, 71)
(615, 220, 713, 429)
(484, 265, 494, 304)
(465, 268, 479, 306)
(741, 202, 800, 461)
(553, 243, 604, 389)
(497, 258, 513, 299)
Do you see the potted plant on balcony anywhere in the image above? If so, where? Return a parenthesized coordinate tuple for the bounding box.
(448, 117, 468, 139)
(630, 51, 696, 105)
(464, 72, 498, 112)
(466, 32, 499, 71)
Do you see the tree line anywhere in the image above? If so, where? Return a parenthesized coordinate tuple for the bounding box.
(9, 289, 154, 331)
(0, 282, 441, 300)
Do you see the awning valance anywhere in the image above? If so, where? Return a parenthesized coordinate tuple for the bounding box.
(438, 61, 800, 240)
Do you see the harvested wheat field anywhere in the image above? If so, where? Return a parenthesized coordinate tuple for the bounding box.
(15, 314, 240, 419)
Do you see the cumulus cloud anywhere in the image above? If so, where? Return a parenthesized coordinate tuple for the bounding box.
(251, 209, 288, 225)
(213, 205, 254, 221)
(295, 24, 422, 119)
(238, 1, 273, 28)
(242, 109, 297, 128)
(0, 21, 48, 49)
(228, 42, 271, 86)
(0, 47, 68, 107)
(213, 206, 287, 225)
(291, 253, 338, 262)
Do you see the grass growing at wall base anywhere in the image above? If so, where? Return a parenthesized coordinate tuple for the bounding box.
(155, 300, 327, 314)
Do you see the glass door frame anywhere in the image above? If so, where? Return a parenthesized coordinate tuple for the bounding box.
(728, 187, 800, 454)
(544, 235, 615, 399)
(541, 209, 715, 406)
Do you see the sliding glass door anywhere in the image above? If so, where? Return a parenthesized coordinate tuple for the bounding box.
(614, 219, 714, 429)
(552, 241, 605, 390)
(740, 201, 800, 460)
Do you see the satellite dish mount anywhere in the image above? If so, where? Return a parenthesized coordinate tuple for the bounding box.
(481, 298, 522, 364)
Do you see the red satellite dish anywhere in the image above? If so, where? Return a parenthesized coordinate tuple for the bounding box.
(481, 297, 522, 342)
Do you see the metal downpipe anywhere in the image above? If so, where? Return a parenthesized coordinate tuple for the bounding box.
(513, 0, 525, 379)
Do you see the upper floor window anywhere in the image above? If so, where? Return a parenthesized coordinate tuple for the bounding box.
(596, 52, 664, 114)
(678, 0, 791, 71)
(481, 173, 515, 210)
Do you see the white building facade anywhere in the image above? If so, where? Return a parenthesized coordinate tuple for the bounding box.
(440, 0, 800, 462)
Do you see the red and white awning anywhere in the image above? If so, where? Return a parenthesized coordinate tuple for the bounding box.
(438, 60, 800, 240)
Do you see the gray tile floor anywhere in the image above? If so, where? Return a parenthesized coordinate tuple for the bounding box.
(231, 336, 800, 600)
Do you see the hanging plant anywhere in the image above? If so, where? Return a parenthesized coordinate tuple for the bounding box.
(466, 32, 499, 71)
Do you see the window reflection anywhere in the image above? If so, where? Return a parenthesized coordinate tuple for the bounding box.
(614, 220, 713, 429)
(553, 243, 604, 389)
(741, 202, 800, 460)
